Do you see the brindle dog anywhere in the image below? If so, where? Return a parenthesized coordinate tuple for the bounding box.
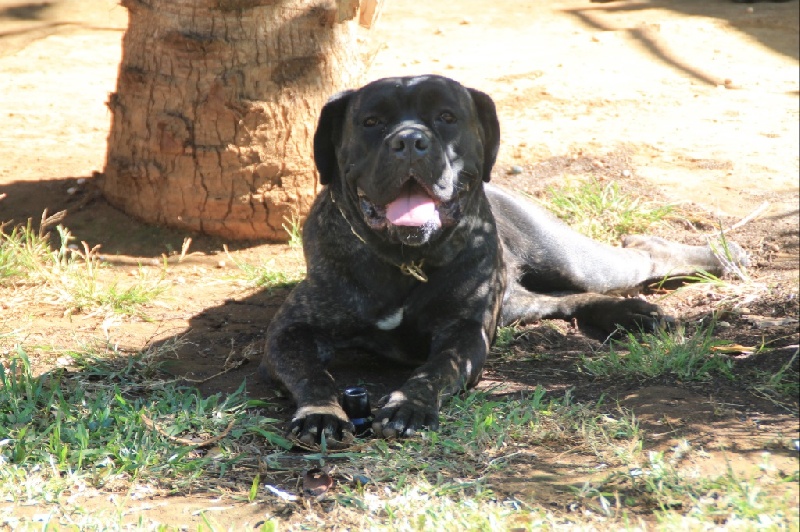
(259, 75, 746, 446)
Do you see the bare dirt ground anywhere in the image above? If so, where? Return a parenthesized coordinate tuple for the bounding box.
(0, 0, 798, 528)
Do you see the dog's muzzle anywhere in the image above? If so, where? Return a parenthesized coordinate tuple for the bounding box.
(357, 181, 462, 246)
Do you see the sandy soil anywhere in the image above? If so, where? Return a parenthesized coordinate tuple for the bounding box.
(0, 0, 798, 528)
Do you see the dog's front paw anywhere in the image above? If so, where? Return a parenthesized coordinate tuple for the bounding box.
(288, 405, 355, 447)
(586, 297, 672, 334)
(614, 298, 673, 333)
(372, 391, 440, 439)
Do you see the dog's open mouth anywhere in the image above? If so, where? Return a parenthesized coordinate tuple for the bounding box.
(385, 181, 442, 228)
(357, 181, 461, 245)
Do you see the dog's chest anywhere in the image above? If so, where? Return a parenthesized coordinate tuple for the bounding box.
(375, 307, 404, 330)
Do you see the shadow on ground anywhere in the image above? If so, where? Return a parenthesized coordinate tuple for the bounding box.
(0, 175, 257, 258)
(565, 0, 799, 87)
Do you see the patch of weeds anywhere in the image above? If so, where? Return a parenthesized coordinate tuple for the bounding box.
(580, 322, 734, 382)
(282, 213, 303, 250)
(329, 389, 646, 529)
(543, 178, 674, 243)
(0, 213, 168, 316)
(657, 268, 728, 289)
(0, 344, 290, 507)
(66, 336, 182, 391)
(441, 386, 552, 452)
(0, 210, 65, 282)
(51, 240, 168, 317)
(493, 324, 525, 351)
(224, 244, 304, 290)
(750, 348, 799, 408)
(583, 443, 799, 529)
(363, 388, 643, 484)
(574, 442, 690, 518)
(355, 480, 535, 531)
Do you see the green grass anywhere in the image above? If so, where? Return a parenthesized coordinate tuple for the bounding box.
(544, 178, 674, 243)
(580, 322, 735, 382)
(356, 388, 643, 488)
(224, 244, 304, 290)
(1, 214, 168, 316)
(53, 255, 168, 317)
(0, 211, 64, 281)
(578, 442, 799, 529)
(493, 324, 525, 350)
(0, 344, 291, 508)
(0, 352, 796, 530)
(241, 264, 302, 291)
(294, 388, 648, 530)
(281, 213, 303, 250)
(749, 348, 800, 408)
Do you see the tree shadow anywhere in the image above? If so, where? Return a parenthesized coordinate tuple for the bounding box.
(0, 176, 247, 258)
(0, 0, 125, 52)
(563, 0, 798, 87)
(0, 2, 55, 20)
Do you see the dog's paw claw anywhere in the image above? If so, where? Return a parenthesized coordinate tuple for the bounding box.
(372, 398, 439, 439)
(288, 407, 355, 447)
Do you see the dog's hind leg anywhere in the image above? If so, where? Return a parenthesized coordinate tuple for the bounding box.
(499, 284, 666, 332)
(488, 185, 748, 295)
(621, 234, 748, 281)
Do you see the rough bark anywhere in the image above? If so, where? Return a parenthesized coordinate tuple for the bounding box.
(102, 0, 369, 240)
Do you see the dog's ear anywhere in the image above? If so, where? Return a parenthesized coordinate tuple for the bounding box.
(468, 88, 501, 182)
(313, 90, 355, 186)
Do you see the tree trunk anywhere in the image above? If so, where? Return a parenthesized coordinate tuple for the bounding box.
(102, 0, 370, 240)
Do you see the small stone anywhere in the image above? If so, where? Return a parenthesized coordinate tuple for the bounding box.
(622, 169, 631, 177)
(216, 260, 226, 268)
(66, 187, 78, 195)
(460, 17, 471, 25)
(508, 165, 524, 175)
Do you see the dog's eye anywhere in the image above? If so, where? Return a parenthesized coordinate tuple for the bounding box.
(438, 111, 457, 124)
(362, 116, 381, 127)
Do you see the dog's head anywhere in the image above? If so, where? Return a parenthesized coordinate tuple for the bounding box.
(314, 75, 500, 247)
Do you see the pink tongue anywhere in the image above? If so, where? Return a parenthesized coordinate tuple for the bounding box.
(386, 190, 440, 227)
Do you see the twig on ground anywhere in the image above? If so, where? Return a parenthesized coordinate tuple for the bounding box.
(180, 358, 247, 384)
(181, 340, 247, 384)
(711, 200, 770, 236)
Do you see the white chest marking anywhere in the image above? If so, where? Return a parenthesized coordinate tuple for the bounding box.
(375, 308, 404, 330)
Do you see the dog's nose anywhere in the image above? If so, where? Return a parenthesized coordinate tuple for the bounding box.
(390, 128, 430, 160)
